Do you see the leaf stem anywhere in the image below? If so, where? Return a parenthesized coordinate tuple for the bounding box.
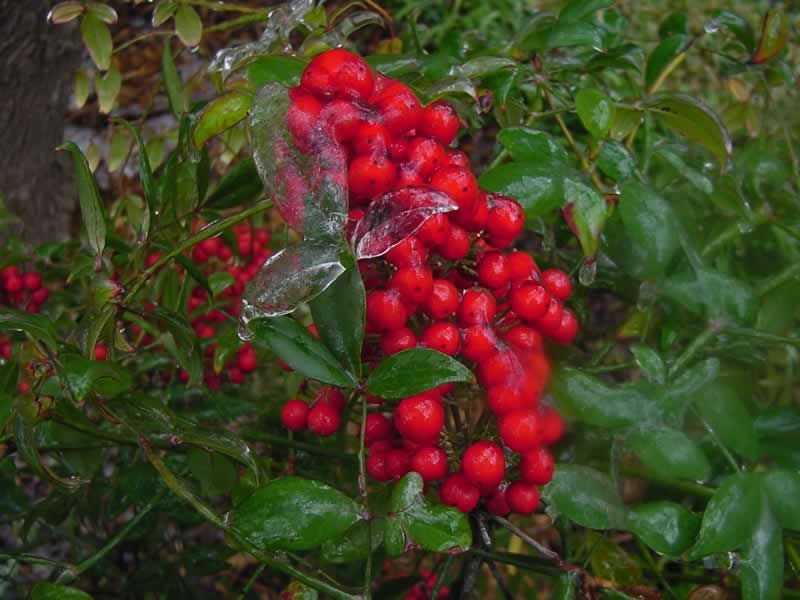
(491, 515, 562, 563)
(667, 325, 719, 379)
(205, 13, 269, 33)
(430, 555, 454, 600)
(0, 553, 73, 570)
(235, 563, 266, 600)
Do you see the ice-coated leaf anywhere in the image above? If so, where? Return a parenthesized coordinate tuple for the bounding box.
(240, 243, 345, 321)
(248, 83, 348, 240)
(352, 186, 458, 260)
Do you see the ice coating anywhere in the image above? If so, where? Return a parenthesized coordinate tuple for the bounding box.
(352, 186, 458, 260)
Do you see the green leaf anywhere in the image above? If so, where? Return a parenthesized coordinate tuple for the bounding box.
(559, 0, 613, 22)
(153, 0, 178, 27)
(162, 40, 186, 116)
(73, 69, 91, 109)
(384, 517, 406, 557)
(212, 326, 240, 375)
(115, 121, 156, 226)
(81, 12, 112, 71)
(689, 472, 762, 559)
(627, 429, 711, 481)
(206, 158, 263, 209)
(630, 344, 666, 384)
(174, 5, 203, 47)
(661, 267, 756, 324)
(59, 142, 107, 262)
(542, 465, 628, 530)
(231, 477, 363, 551)
(629, 501, 700, 555)
(0, 308, 58, 351)
(565, 178, 609, 258)
(751, 7, 788, 65)
(0, 392, 12, 432)
(694, 381, 758, 460)
(645, 34, 687, 91)
(549, 367, 651, 429)
(643, 94, 732, 166)
(478, 161, 565, 220)
(96, 65, 122, 114)
(763, 469, 800, 531)
(249, 317, 356, 388)
(587, 532, 642, 585)
(595, 141, 636, 182)
(496, 128, 568, 164)
(62, 354, 131, 401)
(87, 2, 117, 24)
(107, 127, 131, 173)
(711, 10, 755, 52)
(188, 448, 238, 497)
(193, 91, 252, 148)
(739, 501, 783, 600)
(31, 583, 94, 600)
(320, 519, 385, 563)
(366, 348, 472, 400)
(248, 56, 306, 87)
(208, 272, 234, 297)
(389, 473, 471, 553)
(48, 2, 85, 24)
(575, 88, 615, 139)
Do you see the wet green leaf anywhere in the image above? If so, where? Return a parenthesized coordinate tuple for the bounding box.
(629, 501, 700, 555)
(48, 1, 85, 24)
(496, 128, 568, 164)
(711, 10, 755, 52)
(162, 40, 186, 116)
(248, 56, 306, 87)
(96, 65, 121, 114)
(115, 120, 156, 231)
(595, 141, 636, 182)
(739, 501, 783, 600)
(587, 532, 642, 584)
(694, 381, 758, 460)
(565, 178, 609, 258)
(0, 308, 58, 351)
(543, 465, 627, 530)
(206, 158, 263, 209)
(31, 583, 94, 600)
(762, 469, 800, 531)
(576, 88, 615, 138)
(366, 348, 472, 399)
(174, 5, 203, 47)
(751, 8, 788, 64)
(627, 429, 711, 481)
(187, 449, 238, 497)
(73, 70, 91, 109)
(193, 91, 252, 148)
(630, 344, 666, 384)
(62, 354, 131, 401)
(153, 0, 178, 27)
(478, 161, 565, 220)
(646, 34, 687, 91)
(662, 267, 756, 324)
(559, 0, 613, 22)
(59, 142, 107, 261)
(87, 2, 117, 24)
(320, 519, 385, 563)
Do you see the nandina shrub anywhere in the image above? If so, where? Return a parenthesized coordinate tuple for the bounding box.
(1, 1, 799, 599)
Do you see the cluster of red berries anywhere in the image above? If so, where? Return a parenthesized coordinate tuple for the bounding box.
(0, 266, 48, 315)
(275, 48, 578, 516)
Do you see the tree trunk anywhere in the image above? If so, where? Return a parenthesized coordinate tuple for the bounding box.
(0, 0, 82, 247)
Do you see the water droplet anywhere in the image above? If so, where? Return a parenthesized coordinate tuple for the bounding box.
(704, 19, 720, 34)
(578, 260, 597, 286)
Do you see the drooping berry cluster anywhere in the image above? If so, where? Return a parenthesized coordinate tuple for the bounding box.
(277, 48, 578, 516)
(0, 266, 48, 314)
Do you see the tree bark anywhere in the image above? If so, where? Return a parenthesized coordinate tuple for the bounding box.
(0, 0, 82, 247)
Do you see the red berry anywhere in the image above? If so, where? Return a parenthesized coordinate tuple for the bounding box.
(286, 91, 323, 151)
(430, 166, 478, 225)
(410, 446, 449, 481)
(421, 322, 460, 356)
(486, 194, 524, 244)
(477, 350, 521, 387)
(320, 99, 362, 143)
(503, 325, 543, 352)
(440, 473, 480, 512)
(317, 386, 346, 412)
(376, 82, 422, 136)
(389, 266, 433, 305)
(4, 276, 22, 293)
(385, 447, 412, 480)
(419, 101, 459, 146)
(386, 236, 427, 268)
(446, 149, 470, 168)
(349, 155, 397, 200)
(459, 325, 497, 362)
(19, 381, 30, 393)
(477, 252, 510, 289)
(424, 279, 459, 320)
(536, 298, 564, 338)
(22, 272, 42, 291)
(416, 213, 450, 247)
(366, 289, 408, 332)
(367, 449, 392, 481)
(94, 344, 107, 361)
(462, 191, 489, 233)
(380, 327, 418, 356)
(486, 384, 525, 416)
(353, 122, 390, 156)
(238, 347, 258, 372)
(301, 48, 374, 102)
(307, 401, 341, 436)
(229, 366, 245, 384)
(510, 283, 549, 322)
(485, 486, 511, 515)
(389, 137, 409, 161)
(506, 481, 541, 514)
(519, 447, 555, 484)
(498, 409, 541, 452)
(457, 288, 497, 326)
(542, 269, 572, 301)
(365, 413, 393, 445)
(507, 252, 538, 283)
(281, 399, 309, 431)
(406, 137, 447, 178)
(394, 392, 444, 443)
(462, 441, 505, 489)
(31, 287, 49, 305)
(552, 308, 579, 345)
(539, 406, 565, 446)
(437, 223, 470, 261)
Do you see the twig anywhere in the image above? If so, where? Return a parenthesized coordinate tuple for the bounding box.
(235, 563, 266, 600)
(491, 515, 562, 563)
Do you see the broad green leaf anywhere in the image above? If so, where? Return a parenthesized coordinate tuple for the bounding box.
(658, 12, 688, 38)
(565, 178, 609, 258)
(549, 367, 653, 429)
(73, 70, 91, 109)
(739, 502, 783, 600)
(457, 56, 516, 78)
(96, 65, 121, 114)
(249, 317, 356, 388)
(162, 40, 186, 116)
(81, 12, 112, 71)
(645, 34, 687, 91)
(212, 327, 240, 374)
(559, 0, 613, 22)
(320, 519, 385, 563)
(762, 469, 800, 530)
(627, 429, 711, 481)
(231, 477, 362, 551)
(366, 348, 472, 399)
(658, 358, 721, 426)
(31, 583, 94, 600)
(595, 141, 636, 182)
(193, 91, 252, 148)
(751, 8, 788, 64)
(0, 308, 58, 351)
(643, 94, 732, 166)
(208, 272, 234, 297)
(711, 10, 755, 52)
(87, 2, 117, 24)
(587, 532, 642, 585)
(48, 1, 85, 24)
(630, 344, 666, 384)
(152, 0, 178, 27)
(610, 105, 641, 141)
(174, 5, 203, 47)
(575, 88, 615, 138)
(59, 142, 107, 262)
(496, 127, 568, 164)
(694, 381, 758, 460)
(384, 517, 406, 557)
(248, 56, 306, 87)
(629, 501, 700, 555)
(188, 448, 238, 497)
(206, 158, 263, 209)
(107, 127, 132, 172)
(661, 267, 756, 324)
(527, 21, 603, 51)
(542, 465, 628, 530)
(689, 472, 762, 558)
(310, 262, 365, 380)
(478, 162, 564, 219)
(62, 354, 131, 401)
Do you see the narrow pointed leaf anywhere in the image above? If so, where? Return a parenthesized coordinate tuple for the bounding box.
(81, 12, 112, 71)
(174, 5, 203, 47)
(59, 142, 107, 261)
(751, 8, 788, 64)
(366, 349, 473, 399)
(193, 91, 252, 148)
(162, 40, 186, 116)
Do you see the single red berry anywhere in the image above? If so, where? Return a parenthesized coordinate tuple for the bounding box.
(440, 473, 480, 512)
(4, 275, 22, 293)
(238, 347, 258, 372)
(416, 213, 451, 247)
(462, 190, 489, 233)
(503, 325, 543, 352)
(419, 101, 460, 146)
(22, 272, 42, 291)
(551, 308, 579, 345)
(300, 48, 374, 102)
(389, 266, 434, 305)
(498, 409, 541, 452)
(366, 289, 408, 332)
(94, 343, 107, 361)
(477, 350, 521, 387)
(365, 413, 394, 445)
(380, 327, 418, 356)
(457, 288, 497, 326)
(317, 386, 346, 412)
(386, 236, 427, 268)
(319, 99, 362, 143)
(410, 446, 449, 482)
(281, 399, 309, 432)
(424, 279, 459, 320)
(376, 82, 422, 136)
(539, 406, 565, 446)
(349, 155, 397, 201)
(421, 322, 460, 356)
(506, 481, 541, 514)
(430, 166, 478, 225)
(367, 449, 392, 482)
(535, 298, 564, 338)
(394, 163, 424, 188)
(485, 486, 511, 515)
(31, 287, 49, 305)
(542, 269, 572, 301)
(19, 381, 30, 393)
(385, 447, 412, 480)
(394, 392, 444, 443)
(445, 149, 470, 168)
(460, 325, 497, 362)
(519, 447, 555, 484)
(462, 441, 505, 489)
(437, 223, 470, 261)
(229, 366, 245, 384)
(352, 121, 390, 156)
(510, 283, 549, 322)
(406, 137, 447, 178)
(307, 401, 341, 437)
(486, 194, 524, 244)
(507, 251, 538, 281)
(486, 384, 525, 416)
(477, 252, 510, 289)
